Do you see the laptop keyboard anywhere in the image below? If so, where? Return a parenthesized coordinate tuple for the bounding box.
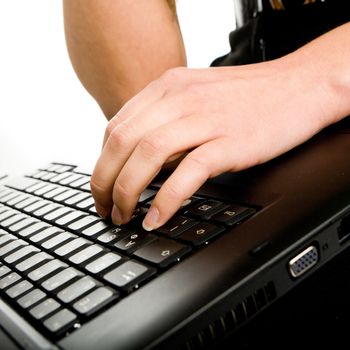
(0, 163, 256, 339)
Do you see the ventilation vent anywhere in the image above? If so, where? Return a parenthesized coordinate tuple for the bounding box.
(183, 281, 277, 350)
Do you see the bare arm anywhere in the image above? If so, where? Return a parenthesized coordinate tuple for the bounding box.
(63, 0, 186, 119)
(91, 22, 350, 228)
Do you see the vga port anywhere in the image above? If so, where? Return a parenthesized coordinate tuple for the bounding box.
(288, 245, 318, 278)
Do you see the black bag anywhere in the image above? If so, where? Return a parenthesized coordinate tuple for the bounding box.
(211, 1, 350, 67)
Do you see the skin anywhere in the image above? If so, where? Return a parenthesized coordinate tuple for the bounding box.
(63, 0, 185, 118)
(63, 1, 350, 231)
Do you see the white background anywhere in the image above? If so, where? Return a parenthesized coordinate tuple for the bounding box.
(0, 0, 236, 177)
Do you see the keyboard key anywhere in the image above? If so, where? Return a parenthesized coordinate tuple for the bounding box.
(69, 245, 104, 265)
(21, 199, 50, 213)
(51, 165, 75, 174)
(49, 172, 73, 183)
(5, 177, 38, 191)
(80, 182, 91, 192)
(54, 237, 91, 257)
(4, 245, 40, 264)
(88, 206, 97, 215)
(0, 272, 21, 289)
(0, 192, 21, 204)
(65, 192, 90, 206)
(34, 184, 58, 196)
(57, 276, 100, 303)
(46, 164, 74, 173)
(185, 200, 228, 220)
(138, 189, 156, 203)
(8, 217, 39, 233)
(18, 222, 50, 237)
(29, 226, 63, 243)
(0, 265, 11, 278)
(0, 234, 16, 247)
(34, 203, 62, 218)
(96, 226, 136, 245)
(211, 204, 256, 225)
(1, 213, 28, 228)
(0, 189, 13, 200)
(114, 231, 156, 253)
(0, 240, 28, 257)
(76, 196, 95, 210)
(17, 288, 47, 309)
(54, 189, 80, 202)
(16, 252, 54, 272)
(25, 182, 48, 194)
(29, 170, 47, 179)
(6, 193, 30, 206)
(103, 260, 155, 290)
(69, 176, 90, 189)
(179, 222, 225, 246)
(41, 232, 76, 250)
(85, 252, 122, 274)
(73, 287, 117, 316)
(14, 197, 38, 210)
(55, 211, 86, 226)
(82, 221, 110, 237)
(41, 267, 83, 292)
(59, 174, 84, 186)
(6, 280, 33, 298)
(43, 308, 77, 333)
(67, 215, 100, 232)
(44, 207, 73, 221)
(0, 209, 17, 222)
(0, 189, 14, 201)
(40, 172, 58, 181)
(42, 186, 68, 200)
(133, 238, 191, 268)
(29, 298, 61, 320)
(156, 216, 198, 238)
(28, 259, 68, 282)
(0, 228, 8, 235)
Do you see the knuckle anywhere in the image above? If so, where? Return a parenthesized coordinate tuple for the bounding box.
(161, 67, 186, 85)
(105, 117, 119, 139)
(185, 154, 210, 177)
(184, 82, 204, 99)
(161, 181, 182, 202)
(138, 133, 167, 158)
(109, 124, 134, 149)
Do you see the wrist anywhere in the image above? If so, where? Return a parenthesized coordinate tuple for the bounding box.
(278, 45, 350, 133)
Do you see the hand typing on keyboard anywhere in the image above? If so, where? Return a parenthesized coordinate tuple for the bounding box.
(90, 56, 345, 231)
(63, 2, 350, 231)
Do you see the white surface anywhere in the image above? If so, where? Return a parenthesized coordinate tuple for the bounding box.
(0, 0, 236, 176)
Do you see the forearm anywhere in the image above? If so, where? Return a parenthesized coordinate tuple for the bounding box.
(63, 0, 186, 119)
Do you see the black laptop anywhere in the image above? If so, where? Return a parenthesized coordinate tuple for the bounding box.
(0, 117, 350, 350)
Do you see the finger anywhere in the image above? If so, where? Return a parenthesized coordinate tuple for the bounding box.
(112, 115, 220, 224)
(91, 95, 191, 218)
(102, 78, 169, 147)
(142, 137, 245, 231)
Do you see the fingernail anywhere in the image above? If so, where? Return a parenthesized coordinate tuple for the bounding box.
(112, 205, 123, 225)
(142, 206, 159, 231)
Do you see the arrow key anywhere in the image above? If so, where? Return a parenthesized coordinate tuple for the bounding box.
(133, 238, 191, 268)
(179, 222, 225, 247)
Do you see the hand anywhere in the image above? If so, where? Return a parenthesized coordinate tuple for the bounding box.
(91, 56, 335, 230)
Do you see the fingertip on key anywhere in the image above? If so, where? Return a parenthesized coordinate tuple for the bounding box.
(142, 206, 160, 232)
(112, 205, 123, 226)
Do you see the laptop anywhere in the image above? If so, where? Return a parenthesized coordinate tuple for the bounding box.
(0, 117, 350, 350)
